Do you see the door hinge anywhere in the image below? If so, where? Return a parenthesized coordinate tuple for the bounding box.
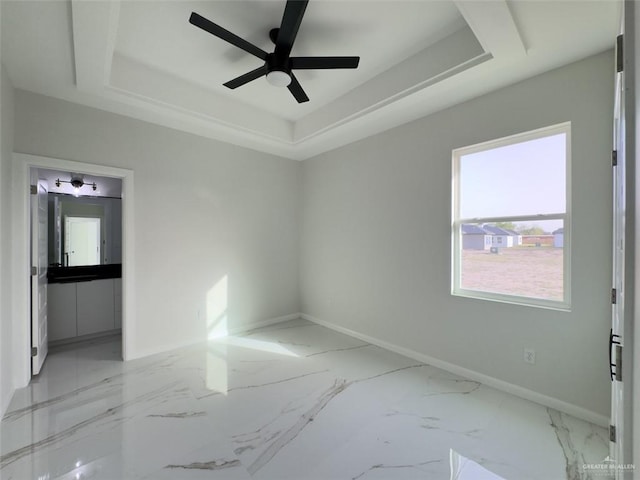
(610, 425, 616, 443)
(616, 34, 623, 72)
(31, 346, 38, 357)
(30, 185, 37, 195)
(31, 266, 37, 276)
(611, 288, 617, 304)
(612, 150, 618, 167)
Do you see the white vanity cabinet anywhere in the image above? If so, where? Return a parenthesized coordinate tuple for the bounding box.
(48, 278, 121, 342)
(48, 283, 78, 342)
(77, 279, 115, 336)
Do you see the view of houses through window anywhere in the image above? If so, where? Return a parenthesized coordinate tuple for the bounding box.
(452, 123, 570, 309)
(460, 220, 564, 302)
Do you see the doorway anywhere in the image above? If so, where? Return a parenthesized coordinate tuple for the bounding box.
(34, 167, 124, 367)
(12, 153, 134, 389)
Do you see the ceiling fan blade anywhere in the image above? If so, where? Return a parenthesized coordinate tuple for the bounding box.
(189, 12, 268, 61)
(287, 73, 309, 103)
(290, 56, 360, 70)
(274, 0, 309, 58)
(223, 66, 267, 89)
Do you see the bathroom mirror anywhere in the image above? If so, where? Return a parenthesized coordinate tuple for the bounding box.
(49, 193, 122, 266)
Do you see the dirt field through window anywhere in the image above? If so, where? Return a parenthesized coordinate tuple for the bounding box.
(461, 247, 563, 301)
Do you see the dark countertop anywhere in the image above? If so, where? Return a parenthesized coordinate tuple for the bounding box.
(48, 264, 122, 284)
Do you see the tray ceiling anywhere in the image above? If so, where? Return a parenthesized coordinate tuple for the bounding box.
(1, 0, 620, 160)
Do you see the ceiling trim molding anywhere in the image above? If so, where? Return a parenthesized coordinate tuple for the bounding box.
(71, 0, 120, 93)
(294, 51, 492, 146)
(108, 53, 293, 142)
(453, 0, 526, 58)
(103, 0, 121, 83)
(294, 25, 490, 143)
(69, 0, 500, 160)
(104, 83, 294, 146)
(62, 0, 585, 162)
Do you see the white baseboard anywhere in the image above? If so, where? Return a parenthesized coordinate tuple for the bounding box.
(128, 313, 301, 360)
(226, 313, 301, 336)
(127, 336, 203, 361)
(301, 313, 609, 428)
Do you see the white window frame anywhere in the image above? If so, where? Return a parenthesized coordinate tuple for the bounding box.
(451, 122, 572, 311)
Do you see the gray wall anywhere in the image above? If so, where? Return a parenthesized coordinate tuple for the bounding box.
(0, 63, 15, 416)
(300, 51, 614, 417)
(15, 90, 301, 358)
(5, 50, 617, 420)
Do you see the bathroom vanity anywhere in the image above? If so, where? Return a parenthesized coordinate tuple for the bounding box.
(47, 264, 122, 343)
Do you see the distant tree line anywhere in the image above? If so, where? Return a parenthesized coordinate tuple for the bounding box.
(494, 222, 547, 235)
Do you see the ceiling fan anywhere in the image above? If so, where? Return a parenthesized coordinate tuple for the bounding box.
(189, 0, 360, 103)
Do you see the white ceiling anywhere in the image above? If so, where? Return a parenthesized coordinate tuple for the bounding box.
(116, 1, 464, 121)
(1, 0, 621, 160)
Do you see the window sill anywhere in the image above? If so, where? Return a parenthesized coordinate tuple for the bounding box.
(452, 289, 571, 312)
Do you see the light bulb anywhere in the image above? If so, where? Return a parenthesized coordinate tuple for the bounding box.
(73, 187, 80, 197)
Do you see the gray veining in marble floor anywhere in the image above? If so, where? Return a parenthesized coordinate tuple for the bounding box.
(0, 319, 609, 479)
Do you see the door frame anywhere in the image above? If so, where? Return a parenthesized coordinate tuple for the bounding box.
(12, 153, 135, 389)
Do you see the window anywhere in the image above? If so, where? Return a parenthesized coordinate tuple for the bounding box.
(452, 123, 570, 310)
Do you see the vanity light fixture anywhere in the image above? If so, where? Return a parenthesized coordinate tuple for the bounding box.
(55, 174, 97, 197)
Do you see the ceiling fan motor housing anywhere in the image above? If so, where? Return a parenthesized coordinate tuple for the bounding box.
(266, 53, 290, 74)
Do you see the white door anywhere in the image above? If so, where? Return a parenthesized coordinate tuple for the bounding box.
(31, 179, 49, 375)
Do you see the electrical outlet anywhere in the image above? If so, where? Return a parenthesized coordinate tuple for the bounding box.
(524, 348, 536, 365)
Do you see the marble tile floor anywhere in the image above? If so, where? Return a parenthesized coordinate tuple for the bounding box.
(1, 319, 609, 480)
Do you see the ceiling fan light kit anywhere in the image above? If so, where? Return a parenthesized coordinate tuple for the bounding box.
(189, 0, 360, 103)
(266, 70, 292, 88)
